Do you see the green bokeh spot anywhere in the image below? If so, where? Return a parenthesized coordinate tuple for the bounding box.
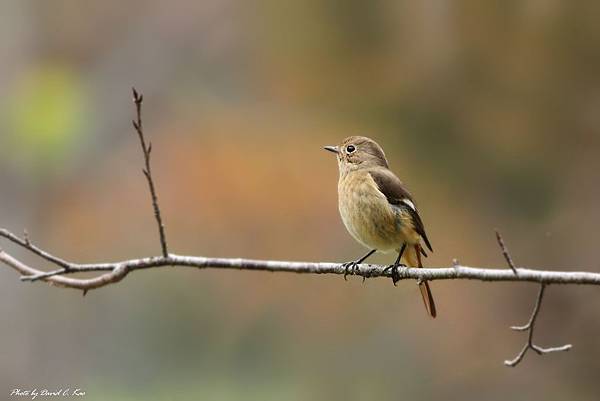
(5, 65, 87, 175)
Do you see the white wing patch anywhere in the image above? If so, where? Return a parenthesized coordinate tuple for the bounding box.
(400, 198, 416, 211)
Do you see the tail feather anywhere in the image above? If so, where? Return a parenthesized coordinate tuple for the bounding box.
(404, 244, 437, 318)
(418, 281, 437, 318)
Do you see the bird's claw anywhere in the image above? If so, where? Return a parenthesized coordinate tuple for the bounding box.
(342, 261, 360, 280)
(383, 263, 406, 286)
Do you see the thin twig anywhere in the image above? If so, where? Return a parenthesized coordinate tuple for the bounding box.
(0, 228, 72, 269)
(132, 87, 169, 258)
(23, 267, 71, 281)
(495, 230, 518, 274)
(504, 284, 572, 367)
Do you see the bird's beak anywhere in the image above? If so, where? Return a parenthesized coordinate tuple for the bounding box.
(324, 145, 339, 154)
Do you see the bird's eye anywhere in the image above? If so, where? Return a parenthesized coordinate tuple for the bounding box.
(346, 145, 356, 153)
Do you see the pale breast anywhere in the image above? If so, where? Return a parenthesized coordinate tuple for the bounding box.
(338, 171, 413, 252)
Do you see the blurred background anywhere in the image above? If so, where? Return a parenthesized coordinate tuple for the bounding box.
(1, 1, 599, 400)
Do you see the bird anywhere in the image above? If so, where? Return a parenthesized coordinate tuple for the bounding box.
(324, 136, 436, 318)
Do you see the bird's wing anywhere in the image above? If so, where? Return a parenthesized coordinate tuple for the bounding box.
(369, 169, 433, 252)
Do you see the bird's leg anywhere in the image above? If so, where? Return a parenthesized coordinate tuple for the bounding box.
(342, 249, 376, 280)
(383, 243, 407, 286)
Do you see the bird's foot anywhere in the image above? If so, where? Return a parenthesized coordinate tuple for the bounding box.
(342, 260, 361, 280)
(383, 263, 407, 286)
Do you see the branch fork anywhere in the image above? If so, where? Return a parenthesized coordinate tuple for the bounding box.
(495, 233, 572, 366)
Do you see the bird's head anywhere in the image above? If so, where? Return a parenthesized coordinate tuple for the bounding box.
(324, 136, 389, 174)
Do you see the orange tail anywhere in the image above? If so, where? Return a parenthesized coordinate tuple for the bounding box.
(418, 280, 436, 318)
(404, 244, 437, 318)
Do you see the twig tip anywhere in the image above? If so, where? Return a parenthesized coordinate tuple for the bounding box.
(132, 87, 141, 102)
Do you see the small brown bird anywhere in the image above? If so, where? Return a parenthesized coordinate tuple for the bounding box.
(324, 136, 436, 318)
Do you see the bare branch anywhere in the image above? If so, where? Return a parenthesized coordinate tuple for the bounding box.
(504, 284, 572, 367)
(131, 87, 169, 257)
(2, 226, 600, 287)
(495, 236, 572, 366)
(495, 230, 518, 274)
(0, 250, 130, 290)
